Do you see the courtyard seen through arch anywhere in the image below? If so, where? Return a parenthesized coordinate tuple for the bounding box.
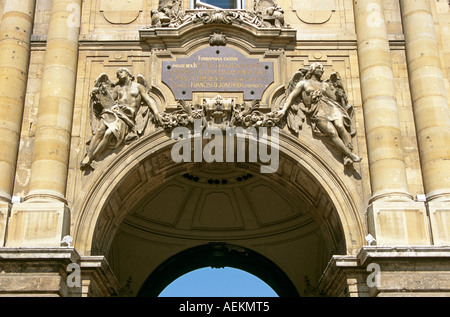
(158, 267, 278, 297)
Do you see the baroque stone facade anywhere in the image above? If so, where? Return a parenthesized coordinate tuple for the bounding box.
(0, 0, 449, 297)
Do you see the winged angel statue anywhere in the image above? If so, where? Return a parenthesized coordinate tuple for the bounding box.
(278, 63, 362, 165)
(80, 68, 163, 169)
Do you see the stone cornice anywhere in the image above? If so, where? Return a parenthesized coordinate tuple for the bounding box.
(139, 14, 297, 52)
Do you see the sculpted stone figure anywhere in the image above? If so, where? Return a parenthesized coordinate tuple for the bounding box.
(148, 0, 289, 29)
(81, 68, 163, 169)
(278, 63, 362, 165)
(151, 0, 186, 27)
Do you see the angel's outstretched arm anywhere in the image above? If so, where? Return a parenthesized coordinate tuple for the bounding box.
(278, 81, 305, 116)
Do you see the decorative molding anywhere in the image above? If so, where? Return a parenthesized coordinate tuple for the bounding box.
(150, 0, 288, 29)
(209, 30, 227, 46)
(160, 97, 282, 131)
(292, 0, 335, 25)
(140, 1, 296, 51)
(100, 0, 143, 25)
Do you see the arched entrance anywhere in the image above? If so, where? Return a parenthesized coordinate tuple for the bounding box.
(72, 130, 366, 296)
(138, 243, 299, 297)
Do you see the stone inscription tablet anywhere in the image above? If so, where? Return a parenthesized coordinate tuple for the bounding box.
(162, 46, 274, 100)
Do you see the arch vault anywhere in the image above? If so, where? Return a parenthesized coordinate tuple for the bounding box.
(71, 129, 366, 296)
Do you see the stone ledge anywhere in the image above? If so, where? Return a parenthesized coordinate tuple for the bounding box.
(317, 246, 450, 297)
(0, 248, 119, 297)
(0, 247, 79, 297)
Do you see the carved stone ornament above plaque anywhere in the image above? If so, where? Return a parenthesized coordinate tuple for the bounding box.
(140, 0, 297, 51)
(149, 0, 289, 29)
(159, 97, 283, 132)
(162, 46, 274, 100)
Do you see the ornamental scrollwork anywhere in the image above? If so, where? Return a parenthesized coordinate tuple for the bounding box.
(159, 95, 282, 132)
(148, 0, 289, 29)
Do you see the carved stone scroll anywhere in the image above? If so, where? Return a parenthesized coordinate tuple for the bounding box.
(148, 0, 290, 29)
(160, 96, 282, 131)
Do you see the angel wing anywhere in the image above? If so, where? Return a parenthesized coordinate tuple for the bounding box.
(285, 68, 308, 134)
(286, 68, 308, 97)
(89, 73, 115, 135)
(136, 74, 148, 88)
(135, 74, 151, 135)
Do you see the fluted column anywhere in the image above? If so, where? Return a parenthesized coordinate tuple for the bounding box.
(0, 0, 36, 246)
(26, 0, 82, 202)
(399, 0, 450, 245)
(399, 0, 450, 202)
(354, 0, 411, 202)
(0, 0, 36, 203)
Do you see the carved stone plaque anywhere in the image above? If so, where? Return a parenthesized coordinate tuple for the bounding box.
(162, 46, 274, 100)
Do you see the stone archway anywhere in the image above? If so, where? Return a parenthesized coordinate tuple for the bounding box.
(137, 243, 300, 297)
(71, 129, 366, 296)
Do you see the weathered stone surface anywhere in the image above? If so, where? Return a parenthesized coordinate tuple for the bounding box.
(0, 0, 448, 297)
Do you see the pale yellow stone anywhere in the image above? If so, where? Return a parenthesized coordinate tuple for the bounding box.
(367, 201, 431, 245)
(0, 0, 448, 297)
(400, 0, 450, 202)
(5, 202, 69, 247)
(428, 202, 450, 245)
(26, 0, 82, 202)
(0, 0, 36, 202)
(354, 0, 411, 201)
(0, 202, 9, 246)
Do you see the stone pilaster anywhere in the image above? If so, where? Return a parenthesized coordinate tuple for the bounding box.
(399, 0, 450, 245)
(353, 0, 429, 246)
(0, 248, 119, 297)
(0, 203, 9, 246)
(79, 256, 120, 297)
(0, 0, 36, 244)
